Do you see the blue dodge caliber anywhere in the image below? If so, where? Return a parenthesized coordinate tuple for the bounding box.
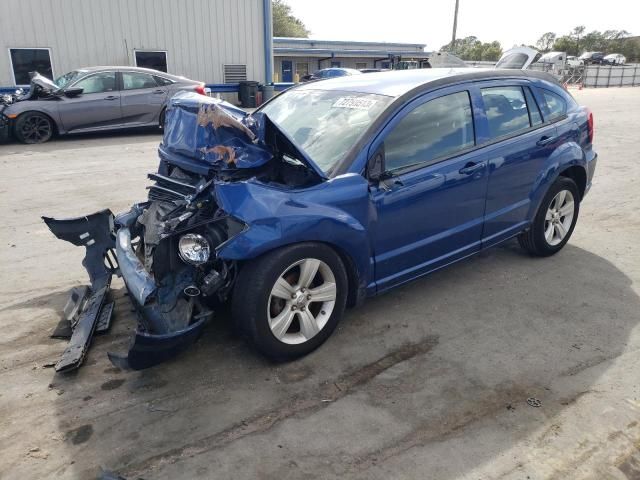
(44, 68, 597, 370)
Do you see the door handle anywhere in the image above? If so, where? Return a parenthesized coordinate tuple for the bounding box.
(458, 161, 486, 175)
(152, 89, 165, 94)
(536, 135, 557, 146)
(104, 95, 118, 101)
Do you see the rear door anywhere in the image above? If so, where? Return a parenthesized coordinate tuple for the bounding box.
(119, 71, 167, 126)
(370, 87, 489, 291)
(475, 81, 558, 247)
(58, 71, 121, 132)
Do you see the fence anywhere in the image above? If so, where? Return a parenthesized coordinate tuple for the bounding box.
(520, 62, 640, 88)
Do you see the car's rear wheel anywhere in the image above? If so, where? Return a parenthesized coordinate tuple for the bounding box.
(159, 108, 166, 129)
(518, 177, 580, 256)
(14, 112, 54, 144)
(232, 243, 348, 360)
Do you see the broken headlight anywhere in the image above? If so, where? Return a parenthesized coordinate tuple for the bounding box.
(178, 233, 211, 266)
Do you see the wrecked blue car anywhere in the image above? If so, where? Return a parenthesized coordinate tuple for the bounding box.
(44, 68, 596, 371)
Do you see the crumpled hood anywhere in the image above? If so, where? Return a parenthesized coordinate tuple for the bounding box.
(159, 91, 327, 179)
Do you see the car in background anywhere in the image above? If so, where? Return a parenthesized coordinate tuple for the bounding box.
(603, 53, 626, 65)
(302, 67, 362, 82)
(495, 47, 542, 70)
(0, 66, 207, 144)
(566, 56, 584, 68)
(359, 68, 390, 73)
(579, 52, 606, 65)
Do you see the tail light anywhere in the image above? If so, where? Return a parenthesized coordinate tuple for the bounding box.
(194, 83, 206, 96)
(586, 108, 594, 143)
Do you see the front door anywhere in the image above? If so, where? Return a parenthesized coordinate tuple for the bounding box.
(370, 89, 489, 292)
(119, 71, 167, 126)
(281, 61, 293, 82)
(59, 71, 121, 132)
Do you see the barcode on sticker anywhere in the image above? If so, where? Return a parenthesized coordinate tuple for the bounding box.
(332, 97, 377, 110)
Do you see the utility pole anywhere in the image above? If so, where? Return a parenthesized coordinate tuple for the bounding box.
(451, 0, 460, 46)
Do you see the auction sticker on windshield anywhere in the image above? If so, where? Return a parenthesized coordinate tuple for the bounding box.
(332, 97, 378, 110)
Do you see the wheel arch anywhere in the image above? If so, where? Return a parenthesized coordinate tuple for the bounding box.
(232, 239, 363, 309)
(14, 109, 60, 136)
(558, 164, 587, 200)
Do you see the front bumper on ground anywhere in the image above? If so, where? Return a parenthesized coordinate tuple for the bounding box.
(43, 208, 208, 371)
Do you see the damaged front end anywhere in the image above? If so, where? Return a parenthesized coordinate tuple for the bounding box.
(44, 92, 321, 371)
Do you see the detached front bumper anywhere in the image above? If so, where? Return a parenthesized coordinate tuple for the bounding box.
(43, 208, 208, 371)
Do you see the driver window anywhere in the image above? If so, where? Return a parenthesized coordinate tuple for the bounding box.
(384, 91, 475, 172)
(73, 72, 117, 94)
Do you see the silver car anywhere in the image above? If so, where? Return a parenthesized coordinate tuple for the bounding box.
(0, 66, 207, 143)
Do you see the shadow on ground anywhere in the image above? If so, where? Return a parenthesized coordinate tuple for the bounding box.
(29, 240, 638, 479)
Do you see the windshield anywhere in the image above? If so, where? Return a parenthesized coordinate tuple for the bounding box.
(55, 70, 83, 89)
(261, 89, 392, 174)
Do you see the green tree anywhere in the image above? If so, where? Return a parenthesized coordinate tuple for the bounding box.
(272, 0, 310, 38)
(570, 25, 586, 54)
(440, 36, 502, 61)
(536, 32, 556, 52)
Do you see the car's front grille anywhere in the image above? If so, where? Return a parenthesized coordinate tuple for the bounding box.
(146, 173, 199, 203)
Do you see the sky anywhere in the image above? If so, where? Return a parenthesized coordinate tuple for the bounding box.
(284, 0, 640, 51)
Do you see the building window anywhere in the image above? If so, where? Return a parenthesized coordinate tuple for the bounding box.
(330, 61, 341, 68)
(295, 62, 309, 77)
(223, 64, 247, 83)
(134, 50, 168, 72)
(9, 48, 53, 85)
(356, 62, 367, 69)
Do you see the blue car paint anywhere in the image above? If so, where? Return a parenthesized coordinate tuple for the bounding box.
(209, 69, 595, 300)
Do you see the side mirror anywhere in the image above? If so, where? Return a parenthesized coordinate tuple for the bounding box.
(367, 146, 386, 183)
(64, 87, 83, 97)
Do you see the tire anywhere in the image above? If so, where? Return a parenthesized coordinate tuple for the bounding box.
(159, 108, 166, 129)
(518, 177, 580, 257)
(232, 243, 348, 360)
(14, 112, 54, 144)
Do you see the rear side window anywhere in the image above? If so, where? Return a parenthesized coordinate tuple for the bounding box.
(481, 86, 531, 139)
(385, 91, 475, 171)
(540, 89, 567, 121)
(524, 87, 543, 126)
(122, 72, 157, 90)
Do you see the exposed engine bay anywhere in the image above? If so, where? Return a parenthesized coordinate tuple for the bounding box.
(43, 91, 324, 371)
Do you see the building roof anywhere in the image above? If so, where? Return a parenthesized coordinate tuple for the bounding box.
(273, 37, 426, 49)
(294, 68, 558, 97)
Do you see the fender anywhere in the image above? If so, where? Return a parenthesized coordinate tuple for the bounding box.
(526, 131, 588, 222)
(215, 173, 373, 292)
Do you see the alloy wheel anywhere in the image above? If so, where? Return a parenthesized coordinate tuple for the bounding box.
(544, 189, 575, 246)
(267, 258, 337, 345)
(20, 115, 52, 143)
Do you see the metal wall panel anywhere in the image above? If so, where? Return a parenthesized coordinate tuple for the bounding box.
(0, 0, 266, 86)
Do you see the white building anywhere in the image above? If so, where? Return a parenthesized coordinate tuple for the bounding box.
(274, 37, 430, 81)
(0, 0, 273, 91)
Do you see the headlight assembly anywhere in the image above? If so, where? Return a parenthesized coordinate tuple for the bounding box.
(178, 233, 210, 265)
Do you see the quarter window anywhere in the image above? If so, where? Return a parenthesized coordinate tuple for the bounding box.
(73, 72, 117, 94)
(134, 51, 168, 72)
(9, 48, 53, 85)
(384, 91, 475, 172)
(541, 90, 567, 121)
(524, 87, 543, 126)
(122, 72, 158, 90)
(481, 86, 531, 139)
(153, 75, 173, 86)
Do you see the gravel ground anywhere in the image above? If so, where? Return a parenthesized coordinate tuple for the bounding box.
(0, 87, 639, 480)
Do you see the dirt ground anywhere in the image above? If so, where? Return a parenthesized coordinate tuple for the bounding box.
(1, 87, 639, 480)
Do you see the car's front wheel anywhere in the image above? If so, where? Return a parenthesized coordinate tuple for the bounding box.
(518, 177, 580, 256)
(232, 243, 348, 360)
(14, 112, 54, 144)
